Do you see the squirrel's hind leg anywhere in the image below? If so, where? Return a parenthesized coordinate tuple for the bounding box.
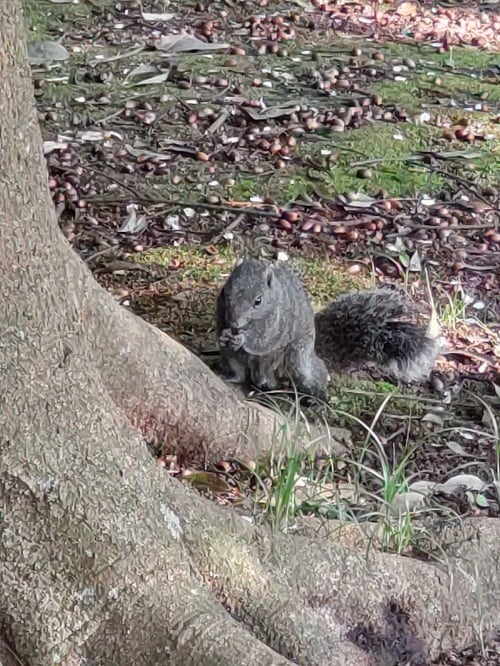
(248, 356, 279, 392)
(219, 349, 249, 384)
(288, 342, 330, 400)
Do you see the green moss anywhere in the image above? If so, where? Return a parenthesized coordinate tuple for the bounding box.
(331, 38, 498, 70)
(133, 244, 235, 273)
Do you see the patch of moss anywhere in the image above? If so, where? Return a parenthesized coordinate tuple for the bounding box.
(414, 45, 500, 72)
(228, 121, 453, 205)
(323, 38, 499, 70)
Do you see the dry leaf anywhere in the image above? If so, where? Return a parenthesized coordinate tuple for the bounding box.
(43, 141, 69, 155)
(141, 11, 175, 22)
(118, 205, 148, 235)
(28, 40, 69, 64)
(183, 471, 230, 494)
(437, 474, 488, 495)
(156, 34, 229, 54)
(390, 491, 427, 515)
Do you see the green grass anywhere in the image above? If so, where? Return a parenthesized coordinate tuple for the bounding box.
(357, 39, 500, 71)
(269, 117, 497, 203)
(299, 257, 370, 306)
(327, 124, 445, 196)
(230, 122, 455, 205)
(296, 122, 446, 198)
(373, 72, 500, 111)
(439, 289, 469, 329)
(24, 0, 114, 36)
(253, 392, 434, 554)
(23, 1, 49, 40)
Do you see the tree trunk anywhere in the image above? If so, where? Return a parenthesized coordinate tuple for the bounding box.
(0, 2, 499, 665)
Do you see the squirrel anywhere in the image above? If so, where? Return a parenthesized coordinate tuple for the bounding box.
(216, 258, 442, 399)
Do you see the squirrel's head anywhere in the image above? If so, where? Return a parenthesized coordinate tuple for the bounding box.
(220, 259, 279, 330)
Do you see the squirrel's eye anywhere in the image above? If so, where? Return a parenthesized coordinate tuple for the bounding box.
(254, 295, 262, 307)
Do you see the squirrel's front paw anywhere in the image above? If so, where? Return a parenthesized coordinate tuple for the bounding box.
(219, 328, 245, 351)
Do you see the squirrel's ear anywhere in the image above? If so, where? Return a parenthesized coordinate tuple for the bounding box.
(265, 265, 274, 288)
(234, 257, 245, 268)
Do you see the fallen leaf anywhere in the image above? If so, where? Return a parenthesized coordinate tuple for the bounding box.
(183, 471, 230, 494)
(339, 193, 377, 209)
(125, 142, 197, 160)
(475, 494, 489, 508)
(408, 250, 422, 273)
(421, 412, 445, 427)
(408, 481, 437, 496)
(141, 11, 175, 22)
(118, 205, 148, 235)
(390, 491, 427, 515)
(126, 64, 162, 79)
(43, 141, 69, 155)
(243, 105, 297, 121)
(28, 40, 69, 64)
(156, 34, 229, 54)
(444, 440, 470, 456)
(437, 474, 488, 495)
(127, 72, 170, 87)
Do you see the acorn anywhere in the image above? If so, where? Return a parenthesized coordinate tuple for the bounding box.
(278, 218, 292, 230)
(301, 219, 315, 232)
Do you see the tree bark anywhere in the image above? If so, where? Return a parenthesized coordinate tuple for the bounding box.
(0, 2, 499, 665)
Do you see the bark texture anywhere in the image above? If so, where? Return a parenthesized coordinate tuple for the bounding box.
(0, 2, 499, 665)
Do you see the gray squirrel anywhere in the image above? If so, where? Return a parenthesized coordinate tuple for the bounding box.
(216, 258, 442, 399)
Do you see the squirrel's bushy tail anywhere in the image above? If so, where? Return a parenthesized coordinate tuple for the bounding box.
(314, 288, 442, 383)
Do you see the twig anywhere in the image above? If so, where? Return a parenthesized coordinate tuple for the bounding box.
(82, 165, 143, 200)
(424, 165, 493, 206)
(85, 194, 283, 219)
(212, 212, 246, 244)
(205, 109, 230, 135)
(89, 43, 146, 67)
(94, 108, 126, 125)
(84, 246, 120, 264)
(455, 263, 499, 272)
(409, 223, 495, 231)
(342, 389, 444, 405)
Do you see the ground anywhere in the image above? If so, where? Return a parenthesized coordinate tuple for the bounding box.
(24, 0, 500, 662)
